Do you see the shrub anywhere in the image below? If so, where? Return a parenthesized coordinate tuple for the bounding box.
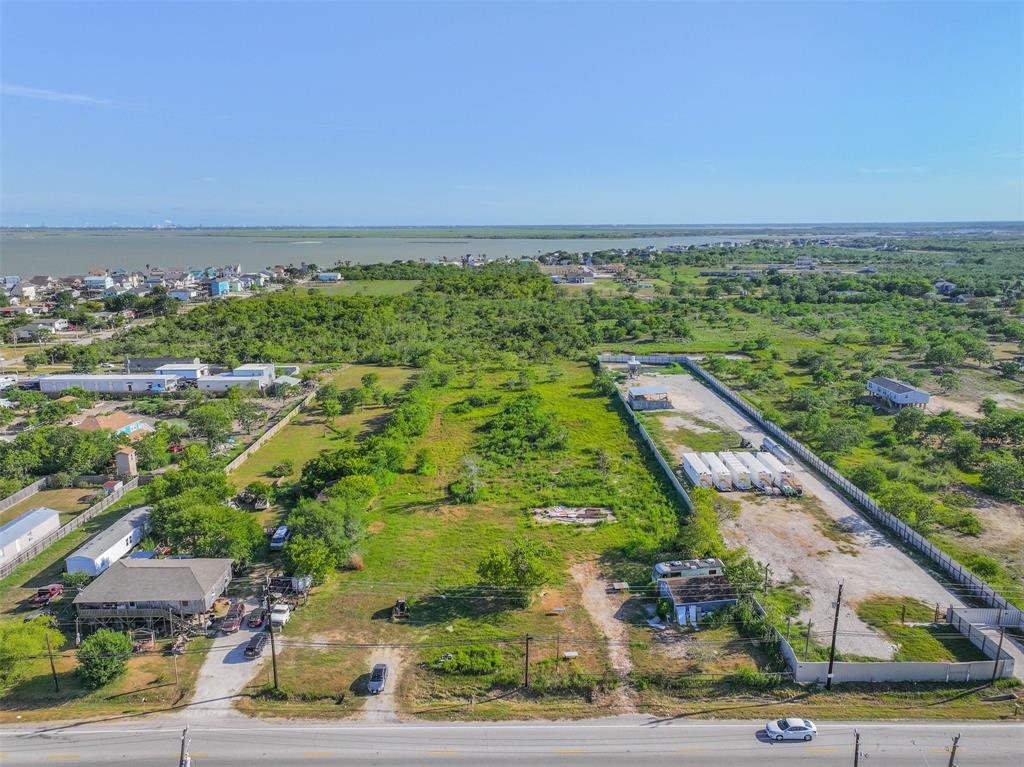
(78, 629, 133, 688)
(964, 553, 1001, 579)
(49, 471, 74, 489)
(429, 645, 504, 676)
(728, 666, 780, 691)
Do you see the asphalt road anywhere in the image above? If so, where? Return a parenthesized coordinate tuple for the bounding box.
(1, 718, 1021, 766)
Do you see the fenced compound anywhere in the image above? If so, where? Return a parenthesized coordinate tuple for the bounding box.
(600, 353, 1020, 684)
(598, 352, 1023, 626)
(0, 476, 50, 514)
(224, 389, 318, 474)
(0, 477, 141, 579)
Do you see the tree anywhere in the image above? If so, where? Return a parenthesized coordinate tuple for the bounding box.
(892, 406, 927, 442)
(244, 481, 274, 504)
(850, 460, 888, 494)
(284, 534, 337, 582)
(413, 448, 436, 476)
(187, 403, 232, 447)
(980, 452, 1024, 502)
(925, 412, 963, 446)
(819, 422, 864, 455)
(947, 431, 981, 470)
(476, 537, 550, 608)
(77, 629, 133, 688)
(878, 482, 933, 527)
(980, 398, 998, 417)
(359, 372, 380, 389)
(0, 617, 63, 687)
(937, 371, 961, 392)
(234, 401, 267, 434)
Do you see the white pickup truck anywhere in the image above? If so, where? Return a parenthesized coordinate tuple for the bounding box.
(270, 603, 291, 627)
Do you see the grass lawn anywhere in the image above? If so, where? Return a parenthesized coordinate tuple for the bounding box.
(0, 486, 99, 527)
(856, 596, 987, 663)
(0, 636, 212, 723)
(306, 280, 421, 297)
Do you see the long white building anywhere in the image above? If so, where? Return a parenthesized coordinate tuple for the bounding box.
(39, 374, 180, 394)
(0, 507, 60, 565)
(65, 506, 151, 576)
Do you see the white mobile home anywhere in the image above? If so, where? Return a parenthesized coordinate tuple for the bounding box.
(65, 506, 151, 577)
(700, 452, 733, 491)
(0, 507, 60, 565)
(39, 374, 180, 394)
(718, 452, 752, 490)
(866, 377, 930, 410)
(681, 453, 713, 489)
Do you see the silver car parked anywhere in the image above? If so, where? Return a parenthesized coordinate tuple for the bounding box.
(367, 663, 388, 694)
(765, 717, 817, 741)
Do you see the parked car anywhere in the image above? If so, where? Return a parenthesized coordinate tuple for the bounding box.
(222, 602, 246, 633)
(367, 663, 388, 694)
(246, 608, 266, 628)
(29, 584, 63, 605)
(765, 717, 817, 742)
(244, 633, 269, 658)
(269, 525, 291, 551)
(269, 603, 291, 627)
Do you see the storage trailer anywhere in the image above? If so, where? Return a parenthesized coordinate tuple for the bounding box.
(760, 436, 795, 465)
(682, 453, 713, 489)
(718, 451, 752, 490)
(736, 451, 773, 490)
(758, 452, 802, 496)
(700, 452, 733, 491)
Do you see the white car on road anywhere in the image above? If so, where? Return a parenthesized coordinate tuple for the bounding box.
(765, 717, 817, 741)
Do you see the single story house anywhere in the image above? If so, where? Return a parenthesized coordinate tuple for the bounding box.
(658, 574, 738, 626)
(168, 288, 199, 302)
(74, 558, 233, 617)
(76, 411, 154, 440)
(866, 376, 930, 409)
(65, 506, 150, 576)
(39, 374, 180, 395)
(627, 385, 672, 411)
(126, 356, 201, 373)
(0, 507, 60, 565)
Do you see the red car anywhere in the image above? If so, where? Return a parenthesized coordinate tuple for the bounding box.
(29, 584, 63, 605)
(168, 444, 184, 454)
(222, 602, 246, 633)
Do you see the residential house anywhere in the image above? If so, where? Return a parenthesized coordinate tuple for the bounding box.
(63, 505, 148, 577)
(197, 363, 275, 392)
(168, 288, 199, 302)
(155, 362, 209, 379)
(73, 558, 233, 620)
(866, 377, 930, 409)
(0, 507, 60, 565)
(208, 279, 230, 297)
(83, 275, 115, 293)
(0, 305, 35, 317)
(76, 410, 155, 440)
(12, 284, 37, 301)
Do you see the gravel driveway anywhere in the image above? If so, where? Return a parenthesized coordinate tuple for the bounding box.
(188, 597, 269, 715)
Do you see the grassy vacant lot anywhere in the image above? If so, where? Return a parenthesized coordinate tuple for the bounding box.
(856, 596, 986, 663)
(0, 636, 211, 723)
(305, 280, 421, 297)
(0, 486, 98, 527)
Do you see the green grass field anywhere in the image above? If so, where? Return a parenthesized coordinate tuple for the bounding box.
(0, 486, 98, 527)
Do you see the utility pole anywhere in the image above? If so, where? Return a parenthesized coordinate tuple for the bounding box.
(825, 581, 844, 691)
(763, 563, 770, 596)
(524, 635, 532, 687)
(266, 591, 279, 690)
(45, 632, 59, 692)
(172, 651, 180, 689)
(991, 628, 1006, 684)
(179, 725, 191, 767)
(804, 620, 812, 657)
(853, 729, 860, 767)
(947, 733, 960, 767)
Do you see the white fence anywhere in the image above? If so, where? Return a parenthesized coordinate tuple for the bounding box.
(0, 477, 141, 580)
(0, 476, 50, 514)
(600, 353, 1023, 625)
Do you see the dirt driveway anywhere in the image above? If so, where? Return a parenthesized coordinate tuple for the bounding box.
(571, 562, 636, 712)
(360, 647, 406, 722)
(188, 597, 267, 715)
(627, 372, 965, 659)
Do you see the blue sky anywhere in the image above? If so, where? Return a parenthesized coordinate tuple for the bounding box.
(2, 1, 1022, 226)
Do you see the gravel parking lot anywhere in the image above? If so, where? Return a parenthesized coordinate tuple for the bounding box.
(625, 371, 964, 658)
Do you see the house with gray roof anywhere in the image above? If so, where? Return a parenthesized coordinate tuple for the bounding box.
(866, 376, 930, 409)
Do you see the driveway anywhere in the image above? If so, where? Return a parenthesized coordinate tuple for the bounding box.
(188, 597, 268, 715)
(360, 647, 406, 722)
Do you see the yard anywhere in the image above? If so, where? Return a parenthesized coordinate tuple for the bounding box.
(0, 486, 99, 527)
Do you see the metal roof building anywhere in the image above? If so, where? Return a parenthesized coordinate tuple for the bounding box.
(0, 507, 60, 565)
(74, 558, 233, 617)
(866, 376, 930, 409)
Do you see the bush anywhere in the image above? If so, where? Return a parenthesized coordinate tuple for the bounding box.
(964, 553, 1001, 579)
(428, 645, 504, 676)
(728, 666, 780, 691)
(78, 629, 133, 688)
(50, 471, 74, 489)
(270, 459, 295, 478)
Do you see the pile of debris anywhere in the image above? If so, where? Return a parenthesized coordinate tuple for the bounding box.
(532, 506, 615, 525)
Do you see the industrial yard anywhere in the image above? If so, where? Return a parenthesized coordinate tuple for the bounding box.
(621, 369, 966, 659)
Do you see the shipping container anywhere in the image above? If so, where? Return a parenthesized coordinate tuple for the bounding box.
(758, 452, 802, 495)
(736, 451, 772, 490)
(700, 451, 733, 491)
(682, 453, 713, 489)
(718, 451, 752, 490)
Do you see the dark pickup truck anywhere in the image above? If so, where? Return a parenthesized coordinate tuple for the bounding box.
(222, 602, 246, 633)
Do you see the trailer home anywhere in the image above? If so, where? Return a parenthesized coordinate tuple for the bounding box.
(699, 452, 733, 491)
(681, 453, 713, 489)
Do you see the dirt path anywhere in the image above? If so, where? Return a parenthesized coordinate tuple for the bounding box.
(360, 647, 406, 722)
(571, 562, 636, 713)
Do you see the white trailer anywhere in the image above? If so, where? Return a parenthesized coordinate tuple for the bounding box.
(681, 453, 713, 489)
(758, 452, 802, 496)
(700, 451, 733, 491)
(761, 436, 795, 465)
(718, 452, 752, 490)
(736, 451, 772, 490)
